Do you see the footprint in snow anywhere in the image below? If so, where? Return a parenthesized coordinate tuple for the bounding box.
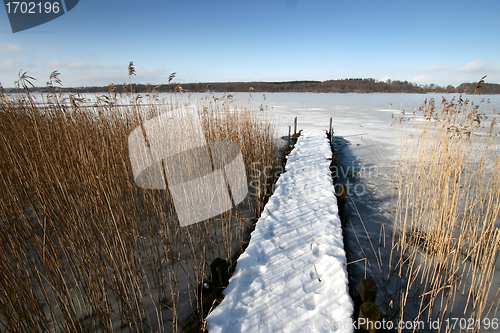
(324, 245, 344, 259)
(261, 221, 275, 240)
(312, 245, 320, 257)
(291, 259, 306, 271)
(285, 307, 302, 319)
(223, 321, 242, 333)
(253, 266, 266, 277)
(229, 306, 245, 317)
(303, 294, 316, 311)
(302, 271, 326, 294)
(238, 272, 256, 287)
(268, 281, 285, 296)
(238, 266, 266, 288)
(256, 248, 269, 264)
(277, 239, 290, 251)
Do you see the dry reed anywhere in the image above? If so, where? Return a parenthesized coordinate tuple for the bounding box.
(0, 71, 278, 332)
(388, 77, 500, 331)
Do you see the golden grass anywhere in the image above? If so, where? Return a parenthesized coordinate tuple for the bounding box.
(389, 77, 500, 331)
(0, 71, 278, 332)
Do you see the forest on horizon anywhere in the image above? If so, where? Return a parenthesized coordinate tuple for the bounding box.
(5, 78, 500, 95)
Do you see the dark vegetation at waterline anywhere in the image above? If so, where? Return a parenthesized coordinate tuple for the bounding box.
(4, 78, 500, 94)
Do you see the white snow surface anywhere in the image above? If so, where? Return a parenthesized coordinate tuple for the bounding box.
(206, 131, 353, 333)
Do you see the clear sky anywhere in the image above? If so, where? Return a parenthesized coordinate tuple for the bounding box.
(1, 0, 499, 88)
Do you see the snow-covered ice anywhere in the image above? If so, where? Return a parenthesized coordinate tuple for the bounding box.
(206, 131, 353, 333)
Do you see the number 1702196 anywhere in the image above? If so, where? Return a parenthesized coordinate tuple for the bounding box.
(444, 318, 498, 330)
(5, 2, 60, 14)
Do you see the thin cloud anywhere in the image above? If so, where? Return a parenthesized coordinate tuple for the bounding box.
(57, 71, 128, 87)
(66, 61, 93, 69)
(38, 62, 164, 86)
(0, 43, 23, 54)
(417, 61, 500, 85)
(80, 53, 96, 59)
(35, 45, 59, 53)
(44, 60, 62, 68)
(412, 75, 427, 83)
(2, 59, 22, 69)
(453, 60, 494, 73)
(141, 67, 163, 76)
(101, 62, 122, 69)
(44, 60, 123, 70)
(422, 65, 449, 72)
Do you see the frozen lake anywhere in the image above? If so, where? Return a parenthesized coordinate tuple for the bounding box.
(61, 91, 500, 155)
(53, 90, 500, 325)
(245, 92, 500, 160)
(19, 91, 500, 329)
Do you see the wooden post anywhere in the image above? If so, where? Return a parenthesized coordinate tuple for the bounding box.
(182, 317, 200, 333)
(359, 302, 381, 333)
(194, 282, 217, 324)
(358, 279, 381, 333)
(359, 279, 378, 303)
(335, 185, 347, 219)
(288, 126, 291, 147)
(331, 152, 338, 170)
(329, 117, 332, 137)
(211, 258, 229, 298)
(294, 117, 297, 135)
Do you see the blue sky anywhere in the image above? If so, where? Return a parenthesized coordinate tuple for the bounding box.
(1, 0, 499, 88)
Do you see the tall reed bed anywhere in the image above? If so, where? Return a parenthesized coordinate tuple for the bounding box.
(390, 79, 500, 331)
(0, 72, 278, 332)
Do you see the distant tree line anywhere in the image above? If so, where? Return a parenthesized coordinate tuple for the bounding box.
(7, 78, 500, 94)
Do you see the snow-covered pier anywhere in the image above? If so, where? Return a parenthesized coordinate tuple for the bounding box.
(206, 131, 353, 332)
